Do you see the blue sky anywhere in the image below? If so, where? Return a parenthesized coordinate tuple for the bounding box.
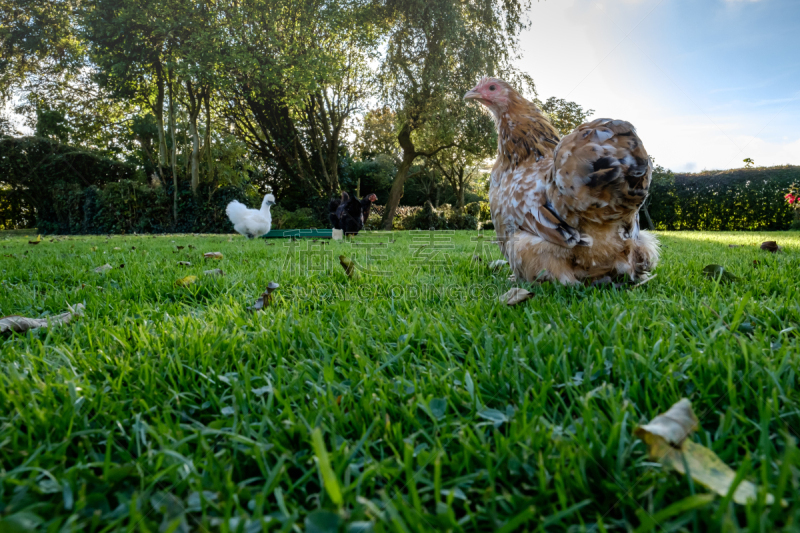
(515, 0, 800, 172)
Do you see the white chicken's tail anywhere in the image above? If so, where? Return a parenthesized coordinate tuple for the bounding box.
(226, 200, 250, 224)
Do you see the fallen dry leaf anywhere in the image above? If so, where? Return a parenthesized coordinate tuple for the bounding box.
(339, 255, 359, 279)
(188, 245, 195, 249)
(1, 303, 85, 335)
(28, 240, 40, 245)
(760, 241, 780, 253)
(177, 261, 192, 266)
(94, 264, 113, 273)
(203, 268, 224, 276)
(175, 275, 197, 287)
(635, 398, 782, 506)
(630, 274, 657, 289)
(489, 259, 509, 272)
(176, 245, 184, 250)
(500, 287, 533, 306)
(248, 282, 279, 311)
(203, 252, 223, 260)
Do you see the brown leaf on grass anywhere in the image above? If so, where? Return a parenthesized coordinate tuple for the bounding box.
(188, 245, 195, 249)
(177, 261, 191, 266)
(760, 241, 780, 253)
(500, 287, 533, 306)
(131, 246, 136, 250)
(28, 240, 40, 245)
(176, 246, 184, 250)
(634, 398, 782, 506)
(94, 264, 113, 273)
(203, 252, 223, 260)
(248, 282, 279, 311)
(339, 255, 359, 279)
(203, 268, 224, 276)
(175, 275, 197, 287)
(1, 303, 85, 335)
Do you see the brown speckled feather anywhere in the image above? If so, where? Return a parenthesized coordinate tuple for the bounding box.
(485, 82, 659, 284)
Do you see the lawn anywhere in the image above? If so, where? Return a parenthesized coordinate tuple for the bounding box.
(1, 230, 799, 532)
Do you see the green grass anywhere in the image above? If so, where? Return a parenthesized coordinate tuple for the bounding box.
(1, 230, 799, 532)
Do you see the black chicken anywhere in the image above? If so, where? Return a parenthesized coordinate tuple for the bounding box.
(328, 192, 378, 235)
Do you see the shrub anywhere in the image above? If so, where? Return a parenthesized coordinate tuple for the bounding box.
(271, 206, 323, 229)
(648, 165, 798, 231)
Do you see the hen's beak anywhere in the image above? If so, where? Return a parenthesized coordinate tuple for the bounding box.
(463, 89, 481, 101)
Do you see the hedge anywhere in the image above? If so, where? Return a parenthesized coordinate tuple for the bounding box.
(648, 165, 798, 231)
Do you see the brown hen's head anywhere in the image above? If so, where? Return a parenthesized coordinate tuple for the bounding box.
(464, 77, 523, 116)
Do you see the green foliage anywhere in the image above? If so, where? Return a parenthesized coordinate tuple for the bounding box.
(1, 231, 800, 530)
(464, 201, 491, 221)
(648, 165, 798, 231)
(536, 96, 594, 136)
(271, 206, 324, 230)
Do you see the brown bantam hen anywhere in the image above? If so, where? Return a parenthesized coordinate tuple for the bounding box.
(464, 78, 659, 285)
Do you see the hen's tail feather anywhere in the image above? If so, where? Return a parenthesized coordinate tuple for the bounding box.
(226, 200, 250, 223)
(555, 118, 652, 219)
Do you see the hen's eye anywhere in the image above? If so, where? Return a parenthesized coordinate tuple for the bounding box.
(489, 85, 496, 91)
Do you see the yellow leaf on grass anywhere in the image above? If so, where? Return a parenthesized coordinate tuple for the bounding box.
(635, 399, 782, 506)
(338, 255, 359, 279)
(176, 275, 197, 287)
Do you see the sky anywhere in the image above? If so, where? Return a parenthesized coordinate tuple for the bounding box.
(515, 0, 800, 172)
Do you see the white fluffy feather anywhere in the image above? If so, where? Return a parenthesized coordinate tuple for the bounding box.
(226, 194, 275, 239)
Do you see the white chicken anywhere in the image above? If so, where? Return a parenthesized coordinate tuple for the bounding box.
(226, 194, 275, 239)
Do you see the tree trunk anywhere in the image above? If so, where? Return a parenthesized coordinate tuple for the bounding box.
(381, 155, 415, 230)
(186, 81, 201, 194)
(155, 62, 168, 169)
(457, 186, 465, 210)
(381, 122, 417, 230)
(189, 118, 200, 193)
(168, 71, 178, 225)
(203, 92, 213, 181)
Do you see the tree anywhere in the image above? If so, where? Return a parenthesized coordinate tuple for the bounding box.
(377, 0, 531, 229)
(354, 106, 399, 160)
(536, 97, 594, 136)
(218, 0, 383, 199)
(427, 105, 495, 209)
(83, 0, 172, 170)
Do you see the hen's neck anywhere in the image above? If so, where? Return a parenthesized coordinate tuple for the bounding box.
(496, 101, 561, 169)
